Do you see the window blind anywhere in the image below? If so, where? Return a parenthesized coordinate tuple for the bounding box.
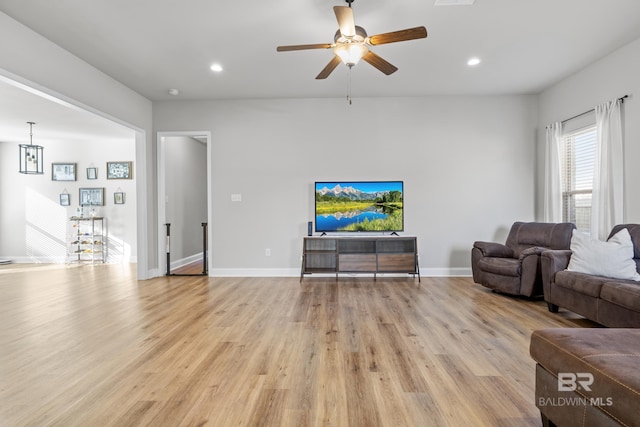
(562, 126, 596, 231)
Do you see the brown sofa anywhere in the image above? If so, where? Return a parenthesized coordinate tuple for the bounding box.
(472, 222, 576, 297)
(530, 328, 640, 427)
(541, 224, 640, 327)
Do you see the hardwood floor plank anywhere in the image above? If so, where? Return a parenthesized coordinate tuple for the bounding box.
(314, 339, 348, 426)
(0, 264, 595, 426)
(343, 352, 381, 427)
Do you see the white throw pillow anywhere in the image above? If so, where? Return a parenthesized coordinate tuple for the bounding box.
(567, 228, 640, 281)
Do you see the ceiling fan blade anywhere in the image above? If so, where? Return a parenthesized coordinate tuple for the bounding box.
(277, 43, 333, 52)
(361, 51, 398, 75)
(367, 26, 427, 45)
(334, 6, 356, 37)
(316, 56, 343, 79)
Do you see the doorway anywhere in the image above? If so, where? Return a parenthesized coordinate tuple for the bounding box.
(157, 132, 212, 276)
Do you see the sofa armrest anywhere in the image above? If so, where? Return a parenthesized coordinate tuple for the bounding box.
(473, 241, 514, 258)
(541, 250, 572, 301)
(518, 247, 547, 296)
(519, 246, 546, 260)
(541, 250, 571, 273)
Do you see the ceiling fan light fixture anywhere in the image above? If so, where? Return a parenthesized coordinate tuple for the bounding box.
(334, 43, 368, 67)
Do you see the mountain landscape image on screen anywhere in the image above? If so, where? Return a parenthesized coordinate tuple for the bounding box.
(315, 181, 403, 232)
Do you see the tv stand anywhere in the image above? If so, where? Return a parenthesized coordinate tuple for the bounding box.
(300, 236, 419, 282)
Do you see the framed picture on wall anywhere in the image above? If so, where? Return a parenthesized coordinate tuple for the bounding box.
(86, 167, 98, 180)
(114, 192, 125, 205)
(59, 193, 70, 206)
(107, 161, 132, 179)
(79, 187, 104, 206)
(52, 163, 77, 181)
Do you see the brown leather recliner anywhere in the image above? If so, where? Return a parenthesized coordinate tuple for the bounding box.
(471, 222, 576, 297)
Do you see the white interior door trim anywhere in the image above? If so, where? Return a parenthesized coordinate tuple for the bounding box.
(157, 131, 212, 276)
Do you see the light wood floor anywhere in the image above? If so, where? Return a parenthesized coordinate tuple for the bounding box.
(0, 264, 596, 427)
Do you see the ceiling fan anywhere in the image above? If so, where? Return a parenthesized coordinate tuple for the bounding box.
(276, 0, 428, 79)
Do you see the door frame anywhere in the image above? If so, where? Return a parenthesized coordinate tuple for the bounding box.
(157, 131, 212, 276)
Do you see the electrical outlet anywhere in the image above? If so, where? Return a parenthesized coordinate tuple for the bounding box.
(265, 248, 271, 257)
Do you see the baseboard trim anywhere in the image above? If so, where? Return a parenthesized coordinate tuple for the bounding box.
(423, 267, 472, 277)
(5, 256, 67, 264)
(210, 268, 299, 277)
(6, 256, 138, 264)
(209, 267, 472, 278)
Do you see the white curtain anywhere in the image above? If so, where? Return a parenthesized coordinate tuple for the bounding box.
(592, 98, 624, 240)
(544, 122, 563, 222)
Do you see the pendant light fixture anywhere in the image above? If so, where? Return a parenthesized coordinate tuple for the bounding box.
(19, 121, 44, 174)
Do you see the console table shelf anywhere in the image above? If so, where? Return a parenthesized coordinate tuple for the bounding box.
(68, 216, 106, 264)
(301, 236, 419, 282)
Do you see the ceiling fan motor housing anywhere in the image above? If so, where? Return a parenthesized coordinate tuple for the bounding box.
(334, 25, 367, 44)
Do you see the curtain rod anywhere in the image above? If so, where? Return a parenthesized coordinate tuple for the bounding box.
(561, 94, 629, 124)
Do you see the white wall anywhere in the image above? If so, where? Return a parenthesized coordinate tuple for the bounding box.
(0, 11, 155, 277)
(536, 37, 640, 224)
(164, 136, 207, 265)
(0, 138, 137, 262)
(154, 95, 538, 276)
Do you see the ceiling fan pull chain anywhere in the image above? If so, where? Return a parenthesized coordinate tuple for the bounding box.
(347, 67, 352, 105)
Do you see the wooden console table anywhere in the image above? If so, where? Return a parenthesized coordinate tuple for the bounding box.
(300, 236, 419, 282)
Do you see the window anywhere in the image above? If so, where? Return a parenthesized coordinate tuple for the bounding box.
(561, 125, 596, 232)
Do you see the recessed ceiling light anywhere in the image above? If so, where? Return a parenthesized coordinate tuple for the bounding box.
(168, 88, 179, 96)
(467, 57, 481, 66)
(210, 64, 223, 72)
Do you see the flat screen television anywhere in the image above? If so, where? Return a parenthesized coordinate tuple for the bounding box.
(314, 181, 404, 233)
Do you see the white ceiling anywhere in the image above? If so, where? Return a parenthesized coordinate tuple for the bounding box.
(1, 0, 640, 144)
(0, 77, 135, 146)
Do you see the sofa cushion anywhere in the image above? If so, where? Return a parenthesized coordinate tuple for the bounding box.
(600, 281, 640, 312)
(608, 224, 640, 259)
(506, 222, 575, 258)
(554, 270, 608, 298)
(567, 228, 640, 281)
(477, 257, 520, 277)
